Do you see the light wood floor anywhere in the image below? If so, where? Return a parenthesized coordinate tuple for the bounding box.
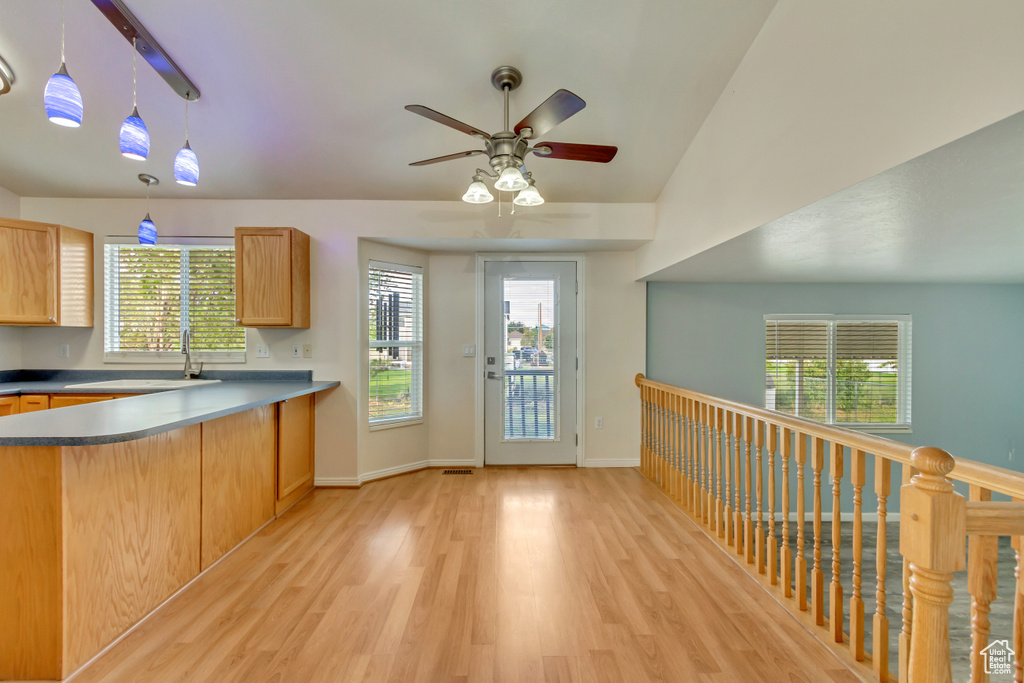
(70, 467, 859, 683)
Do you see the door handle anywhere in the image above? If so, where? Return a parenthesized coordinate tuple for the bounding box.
(486, 371, 503, 380)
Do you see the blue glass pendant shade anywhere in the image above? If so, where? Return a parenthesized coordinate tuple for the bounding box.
(119, 106, 149, 160)
(174, 141, 199, 186)
(43, 62, 83, 128)
(138, 213, 157, 244)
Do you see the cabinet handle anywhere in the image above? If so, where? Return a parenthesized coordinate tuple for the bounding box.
(48, 317, 55, 323)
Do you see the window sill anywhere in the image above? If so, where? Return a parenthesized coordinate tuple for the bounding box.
(839, 424, 913, 435)
(369, 417, 424, 432)
(104, 353, 247, 364)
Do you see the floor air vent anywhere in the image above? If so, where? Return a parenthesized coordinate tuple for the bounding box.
(442, 469, 474, 475)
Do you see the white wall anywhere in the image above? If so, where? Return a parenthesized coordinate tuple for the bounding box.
(17, 197, 652, 481)
(0, 184, 23, 369)
(637, 0, 1024, 279)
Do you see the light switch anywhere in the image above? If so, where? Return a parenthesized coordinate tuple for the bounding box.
(291, 344, 301, 359)
(463, 344, 476, 357)
(256, 344, 270, 358)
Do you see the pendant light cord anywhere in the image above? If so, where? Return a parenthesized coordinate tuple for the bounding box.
(131, 36, 137, 108)
(60, 0, 66, 63)
(185, 98, 190, 142)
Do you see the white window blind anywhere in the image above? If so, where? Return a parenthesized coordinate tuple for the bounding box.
(765, 315, 911, 429)
(368, 261, 423, 425)
(104, 242, 246, 362)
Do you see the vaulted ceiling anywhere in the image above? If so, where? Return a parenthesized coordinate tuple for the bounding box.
(0, 1, 777, 202)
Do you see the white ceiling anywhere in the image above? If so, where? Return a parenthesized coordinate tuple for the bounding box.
(0, 0, 776, 203)
(650, 108, 1024, 284)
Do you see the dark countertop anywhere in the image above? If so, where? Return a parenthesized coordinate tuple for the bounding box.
(0, 379, 340, 446)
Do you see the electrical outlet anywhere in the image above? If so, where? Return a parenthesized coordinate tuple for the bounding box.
(302, 343, 313, 359)
(59, 343, 70, 358)
(256, 344, 270, 358)
(595, 417, 603, 429)
(291, 344, 301, 359)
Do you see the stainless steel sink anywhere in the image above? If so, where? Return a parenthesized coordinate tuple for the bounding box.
(65, 379, 222, 390)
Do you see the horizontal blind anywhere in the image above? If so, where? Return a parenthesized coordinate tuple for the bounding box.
(105, 245, 182, 353)
(368, 262, 423, 423)
(188, 248, 245, 353)
(765, 321, 828, 360)
(104, 244, 244, 357)
(835, 321, 898, 359)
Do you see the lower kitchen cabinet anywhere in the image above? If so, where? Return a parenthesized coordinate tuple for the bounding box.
(19, 394, 49, 412)
(0, 396, 17, 416)
(277, 393, 315, 514)
(49, 394, 116, 409)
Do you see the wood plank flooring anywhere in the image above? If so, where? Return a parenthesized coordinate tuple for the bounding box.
(69, 467, 859, 683)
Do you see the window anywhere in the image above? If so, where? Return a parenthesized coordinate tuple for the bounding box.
(765, 315, 911, 430)
(104, 239, 246, 362)
(368, 261, 423, 426)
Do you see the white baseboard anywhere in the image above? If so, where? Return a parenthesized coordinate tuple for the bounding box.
(584, 459, 641, 468)
(316, 459, 478, 488)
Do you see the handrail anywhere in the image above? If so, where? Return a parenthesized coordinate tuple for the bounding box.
(635, 373, 1024, 683)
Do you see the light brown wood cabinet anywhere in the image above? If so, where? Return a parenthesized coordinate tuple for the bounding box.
(0, 217, 93, 326)
(0, 396, 18, 416)
(234, 227, 310, 327)
(19, 395, 49, 412)
(276, 394, 315, 514)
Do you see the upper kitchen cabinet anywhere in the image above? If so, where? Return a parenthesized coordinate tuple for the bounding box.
(234, 227, 310, 328)
(0, 218, 93, 326)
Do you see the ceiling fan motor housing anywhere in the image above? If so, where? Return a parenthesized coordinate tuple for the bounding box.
(486, 132, 528, 173)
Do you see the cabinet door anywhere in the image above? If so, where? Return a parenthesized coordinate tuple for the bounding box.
(236, 228, 293, 326)
(0, 221, 57, 324)
(49, 395, 115, 409)
(277, 394, 314, 513)
(0, 396, 19, 416)
(20, 395, 50, 412)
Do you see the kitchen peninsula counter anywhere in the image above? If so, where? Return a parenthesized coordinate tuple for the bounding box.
(0, 373, 339, 681)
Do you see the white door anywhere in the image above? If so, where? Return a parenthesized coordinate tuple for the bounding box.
(484, 261, 577, 465)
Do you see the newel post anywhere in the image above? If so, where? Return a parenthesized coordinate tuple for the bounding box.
(899, 447, 966, 683)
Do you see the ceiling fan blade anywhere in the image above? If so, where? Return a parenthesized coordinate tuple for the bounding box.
(514, 90, 586, 139)
(405, 105, 490, 139)
(532, 142, 617, 163)
(409, 150, 486, 167)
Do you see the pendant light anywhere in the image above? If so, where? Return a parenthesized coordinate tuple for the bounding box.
(43, 0, 83, 127)
(119, 37, 149, 160)
(173, 97, 199, 186)
(462, 172, 493, 204)
(137, 174, 158, 244)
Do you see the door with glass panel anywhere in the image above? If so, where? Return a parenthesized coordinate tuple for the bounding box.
(484, 261, 577, 465)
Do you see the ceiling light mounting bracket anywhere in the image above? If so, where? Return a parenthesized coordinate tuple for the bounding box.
(90, 0, 200, 101)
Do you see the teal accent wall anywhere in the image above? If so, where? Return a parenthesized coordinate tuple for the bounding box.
(646, 283, 1024, 507)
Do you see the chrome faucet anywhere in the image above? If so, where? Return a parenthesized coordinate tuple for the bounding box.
(181, 330, 203, 379)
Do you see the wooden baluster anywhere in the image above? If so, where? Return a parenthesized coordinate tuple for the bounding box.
(639, 385, 647, 477)
(685, 399, 694, 513)
(733, 413, 741, 552)
(658, 390, 667, 489)
(703, 403, 711, 526)
(812, 436, 825, 626)
(691, 400, 700, 516)
(901, 448, 965, 683)
(850, 449, 866, 659)
(874, 456, 891, 682)
(708, 407, 718, 530)
(767, 423, 778, 585)
(755, 420, 765, 574)
(968, 485, 998, 683)
(715, 408, 725, 538)
(674, 395, 684, 505)
(724, 411, 734, 546)
(899, 462, 915, 682)
(667, 393, 677, 500)
(682, 397, 690, 509)
(830, 442, 845, 643)
(796, 433, 808, 611)
(697, 402, 705, 523)
(781, 428, 792, 598)
(744, 416, 755, 565)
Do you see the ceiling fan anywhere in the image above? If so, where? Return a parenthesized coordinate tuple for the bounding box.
(405, 66, 618, 206)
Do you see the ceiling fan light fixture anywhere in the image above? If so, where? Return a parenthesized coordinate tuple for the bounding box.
(513, 180, 544, 207)
(462, 177, 494, 204)
(494, 164, 528, 192)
